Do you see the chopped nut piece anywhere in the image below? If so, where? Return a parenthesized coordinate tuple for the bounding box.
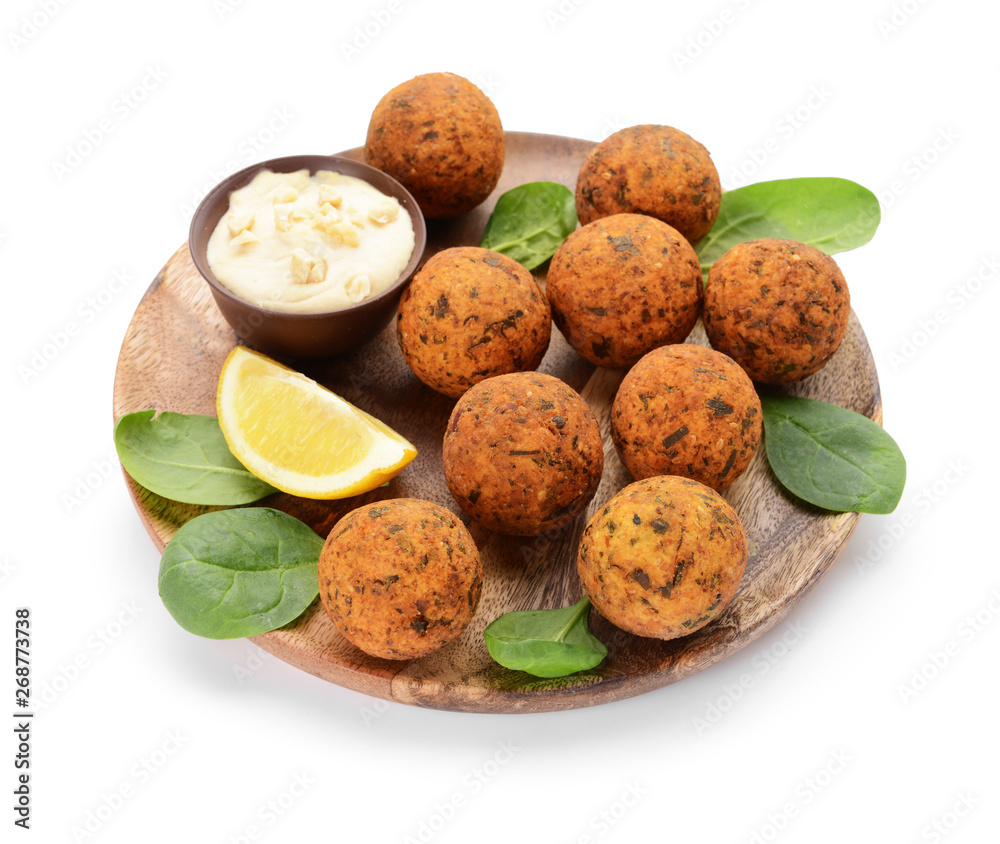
(307, 257, 327, 284)
(273, 204, 293, 232)
(345, 206, 366, 228)
(331, 220, 361, 247)
(231, 229, 259, 246)
(368, 198, 400, 225)
(291, 248, 320, 284)
(311, 205, 343, 235)
(345, 274, 371, 302)
(227, 210, 255, 237)
(318, 184, 343, 207)
(271, 186, 299, 204)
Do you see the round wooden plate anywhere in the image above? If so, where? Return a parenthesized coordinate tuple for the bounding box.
(113, 132, 880, 714)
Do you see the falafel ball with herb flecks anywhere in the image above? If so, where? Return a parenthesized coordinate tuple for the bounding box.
(703, 238, 851, 385)
(546, 213, 704, 368)
(319, 498, 483, 660)
(577, 475, 747, 640)
(396, 246, 551, 398)
(611, 344, 762, 491)
(443, 372, 604, 536)
(575, 125, 721, 243)
(364, 72, 505, 219)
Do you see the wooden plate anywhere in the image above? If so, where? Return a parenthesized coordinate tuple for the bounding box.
(113, 132, 879, 714)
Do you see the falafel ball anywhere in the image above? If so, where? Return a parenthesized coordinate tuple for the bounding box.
(577, 475, 747, 640)
(611, 344, 762, 491)
(703, 239, 851, 385)
(575, 125, 721, 243)
(364, 72, 505, 219)
(318, 498, 483, 660)
(397, 246, 551, 398)
(443, 372, 604, 536)
(546, 213, 703, 368)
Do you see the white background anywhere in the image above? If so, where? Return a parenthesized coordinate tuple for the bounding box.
(3, 0, 997, 841)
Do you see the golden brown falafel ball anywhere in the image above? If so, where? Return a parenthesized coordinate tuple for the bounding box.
(397, 246, 551, 398)
(319, 498, 483, 660)
(364, 72, 505, 219)
(577, 475, 747, 640)
(443, 372, 604, 536)
(546, 213, 703, 368)
(611, 344, 762, 490)
(576, 125, 721, 243)
(703, 239, 851, 385)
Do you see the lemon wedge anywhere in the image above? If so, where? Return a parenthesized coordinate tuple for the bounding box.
(217, 346, 416, 499)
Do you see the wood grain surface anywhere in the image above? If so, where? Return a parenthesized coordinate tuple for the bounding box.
(112, 132, 881, 713)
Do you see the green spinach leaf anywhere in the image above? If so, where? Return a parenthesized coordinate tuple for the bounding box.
(484, 596, 607, 678)
(480, 181, 578, 270)
(760, 394, 905, 514)
(696, 177, 880, 276)
(158, 508, 322, 639)
(114, 409, 277, 505)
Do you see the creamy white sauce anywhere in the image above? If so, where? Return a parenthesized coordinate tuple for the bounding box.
(206, 169, 415, 313)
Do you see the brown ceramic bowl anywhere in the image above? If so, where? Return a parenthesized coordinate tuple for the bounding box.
(189, 154, 427, 359)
